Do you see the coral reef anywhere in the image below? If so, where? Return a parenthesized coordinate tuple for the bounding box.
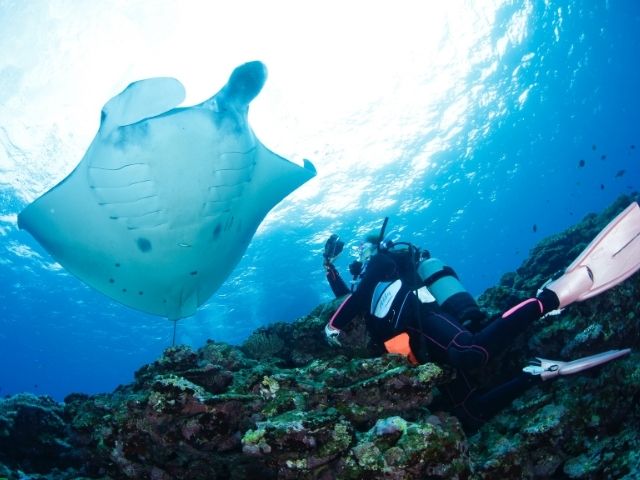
(0, 394, 84, 479)
(469, 194, 640, 479)
(1, 194, 639, 479)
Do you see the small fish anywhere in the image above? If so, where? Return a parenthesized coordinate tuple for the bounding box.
(601, 154, 607, 160)
(616, 170, 626, 178)
(631, 144, 636, 150)
(600, 184, 605, 190)
(532, 224, 538, 233)
(578, 159, 585, 167)
(592, 144, 597, 150)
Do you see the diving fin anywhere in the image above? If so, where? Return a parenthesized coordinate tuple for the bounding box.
(523, 348, 631, 381)
(544, 202, 640, 309)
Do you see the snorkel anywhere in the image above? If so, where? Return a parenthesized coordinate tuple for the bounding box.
(378, 217, 427, 265)
(378, 217, 389, 249)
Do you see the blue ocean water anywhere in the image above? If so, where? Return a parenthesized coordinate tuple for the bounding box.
(0, 1, 638, 401)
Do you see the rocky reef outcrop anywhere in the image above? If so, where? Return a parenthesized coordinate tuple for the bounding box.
(1, 194, 638, 479)
(469, 194, 640, 479)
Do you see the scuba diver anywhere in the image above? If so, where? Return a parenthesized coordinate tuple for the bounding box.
(321, 202, 640, 429)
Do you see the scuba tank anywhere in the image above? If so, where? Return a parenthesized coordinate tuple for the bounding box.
(417, 257, 485, 327)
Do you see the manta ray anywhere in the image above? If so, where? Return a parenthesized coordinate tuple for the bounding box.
(18, 61, 316, 320)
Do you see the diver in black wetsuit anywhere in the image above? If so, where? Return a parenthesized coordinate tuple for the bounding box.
(321, 206, 640, 429)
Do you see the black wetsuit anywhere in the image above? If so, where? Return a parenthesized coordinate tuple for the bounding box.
(325, 262, 350, 298)
(325, 251, 560, 429)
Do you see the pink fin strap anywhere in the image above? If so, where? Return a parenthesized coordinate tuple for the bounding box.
(502, 298, 543, 318)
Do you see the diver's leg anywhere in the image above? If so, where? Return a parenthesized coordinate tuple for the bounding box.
(449, 373, 539, 431)
(467, 203, 640, 357)
(469, 290, 559, 358)
(407, 290, 557, 370)
(407, 308, 490, 370)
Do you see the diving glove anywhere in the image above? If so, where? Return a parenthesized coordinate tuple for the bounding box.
(324, 323, 342, 347)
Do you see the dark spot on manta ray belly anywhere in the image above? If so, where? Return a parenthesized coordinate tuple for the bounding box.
(212, 224, 222, 240)
(137, 237, 152, 252)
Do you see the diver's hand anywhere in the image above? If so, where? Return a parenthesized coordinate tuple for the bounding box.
(324, 323, 342, 347)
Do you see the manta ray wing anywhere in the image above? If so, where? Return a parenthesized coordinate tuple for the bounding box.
(18, 61, 316, 320)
